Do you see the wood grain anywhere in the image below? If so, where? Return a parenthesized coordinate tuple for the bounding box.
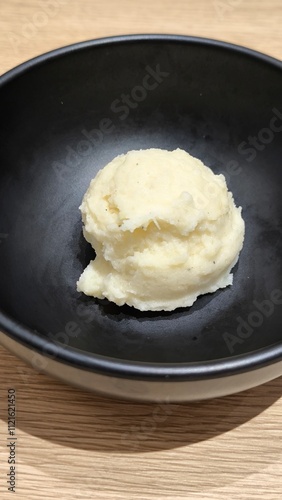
(0, 1, 282, 499)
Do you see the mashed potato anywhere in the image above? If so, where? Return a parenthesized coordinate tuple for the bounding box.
(77, 148, 245, 311)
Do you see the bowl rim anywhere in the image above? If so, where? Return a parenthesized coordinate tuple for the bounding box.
(1, 33, 281, 85)
(0, 34, 281, 382)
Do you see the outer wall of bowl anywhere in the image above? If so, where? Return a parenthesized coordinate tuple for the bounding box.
(1, 332, 282, 402)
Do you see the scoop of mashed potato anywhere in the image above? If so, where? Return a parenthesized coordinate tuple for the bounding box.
(77, 148, 245, 311)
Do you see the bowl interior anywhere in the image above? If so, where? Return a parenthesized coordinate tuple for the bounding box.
(0, 37, 281, 364)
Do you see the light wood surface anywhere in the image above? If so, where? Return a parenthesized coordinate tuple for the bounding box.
(0, 1, 282, 499)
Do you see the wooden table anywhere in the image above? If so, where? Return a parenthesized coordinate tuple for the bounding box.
(0, 1, 282, 498)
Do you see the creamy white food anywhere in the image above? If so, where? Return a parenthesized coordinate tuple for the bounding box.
(77, 148, 245, 311)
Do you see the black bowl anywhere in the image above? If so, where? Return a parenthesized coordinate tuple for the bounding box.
(0, 35, 282, 401)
